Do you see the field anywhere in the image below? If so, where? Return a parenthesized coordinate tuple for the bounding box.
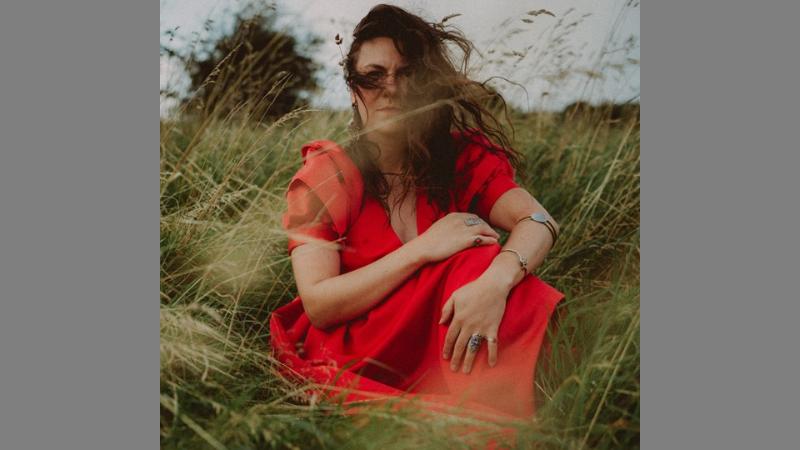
(160, 103, 640, 448)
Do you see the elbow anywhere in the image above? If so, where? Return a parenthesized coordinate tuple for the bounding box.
(300, 294, 334, 330)
(307, 312, 333, 330)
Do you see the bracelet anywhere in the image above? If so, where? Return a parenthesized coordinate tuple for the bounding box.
(516, 212, 559, 246)
(499, 248, 528, 273)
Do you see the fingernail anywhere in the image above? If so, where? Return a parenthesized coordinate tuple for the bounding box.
(442, 353, 448, 360)
(450, 364, 456, 371)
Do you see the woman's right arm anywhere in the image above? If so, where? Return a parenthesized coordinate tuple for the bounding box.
(291, 212, 500, 329)
(291, 238, 427, 329)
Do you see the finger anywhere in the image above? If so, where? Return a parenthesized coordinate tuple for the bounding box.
(470, 235, 483, 247)
(450, 330, 469, 372)
(462, 334, 480, 374)
(439, 297, 454, 325)
(480, 223, 500, 239)
(479, 236, 498, 246)
(442, 321, 460, 360)
(487, 335, 499, 367)
(472, 235, 497, 247)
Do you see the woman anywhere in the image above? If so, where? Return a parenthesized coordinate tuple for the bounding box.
(271, 4, 564, 419)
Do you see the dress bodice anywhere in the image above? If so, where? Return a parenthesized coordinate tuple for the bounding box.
(283, 130, 521, 267)
(339, 187, 447, 273)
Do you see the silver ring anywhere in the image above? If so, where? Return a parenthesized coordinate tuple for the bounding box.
(468, 334, 484, 353)
(464, 216, 483, 227)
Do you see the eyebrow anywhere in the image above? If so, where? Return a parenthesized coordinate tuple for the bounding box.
(361, 64, 409, 71)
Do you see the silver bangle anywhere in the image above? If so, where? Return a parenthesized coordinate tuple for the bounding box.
(499, 248, 528, 273)
(516, 212, 559, 246)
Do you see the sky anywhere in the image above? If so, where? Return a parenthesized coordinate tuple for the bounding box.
(160, 0, 639, 115)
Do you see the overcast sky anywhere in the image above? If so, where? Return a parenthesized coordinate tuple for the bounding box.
(161, 0, 639, 114)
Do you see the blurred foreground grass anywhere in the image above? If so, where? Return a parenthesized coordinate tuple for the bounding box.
(160, 106, 639, 449)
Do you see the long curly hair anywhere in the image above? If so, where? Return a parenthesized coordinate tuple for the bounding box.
(343, 4, 522, 216)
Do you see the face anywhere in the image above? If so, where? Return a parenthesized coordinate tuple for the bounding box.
(349, 37, 412, 137)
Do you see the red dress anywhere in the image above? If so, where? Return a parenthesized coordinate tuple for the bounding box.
(270, 131, 564, 419)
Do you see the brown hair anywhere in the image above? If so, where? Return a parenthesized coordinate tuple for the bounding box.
(343, 4, 522, 215)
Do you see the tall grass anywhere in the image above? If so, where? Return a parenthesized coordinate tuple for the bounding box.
(161, 5, 639, 449)
(160, 104, 639, 449)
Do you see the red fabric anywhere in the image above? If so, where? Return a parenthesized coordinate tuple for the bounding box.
(272, 131, 564, 420)
(283, 140, 364, 254)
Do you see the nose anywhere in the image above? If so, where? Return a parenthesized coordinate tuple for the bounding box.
(381, 74, 401, 96)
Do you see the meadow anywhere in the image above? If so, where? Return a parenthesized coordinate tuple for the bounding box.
(160, 100, 640, 448)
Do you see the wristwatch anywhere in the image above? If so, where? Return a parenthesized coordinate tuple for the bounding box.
(517, 212, 559, 245)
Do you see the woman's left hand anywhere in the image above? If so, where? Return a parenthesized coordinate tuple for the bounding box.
(440, 274, 511, 374)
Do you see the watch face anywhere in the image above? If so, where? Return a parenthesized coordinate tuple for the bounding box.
(532, 212, 548, 223)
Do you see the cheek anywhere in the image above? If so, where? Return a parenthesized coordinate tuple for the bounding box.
(356, 92, 379, 121)
(361, 91, 380, 109)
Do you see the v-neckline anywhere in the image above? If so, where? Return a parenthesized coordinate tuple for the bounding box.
(384, 188, 422, 246)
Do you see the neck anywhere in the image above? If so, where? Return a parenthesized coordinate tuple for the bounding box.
(366, 131, 407, 173)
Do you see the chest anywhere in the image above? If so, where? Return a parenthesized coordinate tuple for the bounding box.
(386, 188, 418, 244)
(340, 187, 450, 273)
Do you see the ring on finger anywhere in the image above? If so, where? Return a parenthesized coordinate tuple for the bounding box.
(485, 337, 498, 344)
(468, 333, 484, 353)
(472, 236, 482, 247)
(464, 216, 483, 227)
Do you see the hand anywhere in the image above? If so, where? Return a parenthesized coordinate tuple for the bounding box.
(439, 274, 510, 374)
(411, 212, 500, 264)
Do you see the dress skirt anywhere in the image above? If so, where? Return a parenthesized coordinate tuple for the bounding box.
(270, 244, 563, 418)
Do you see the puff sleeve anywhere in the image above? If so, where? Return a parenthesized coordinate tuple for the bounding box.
(282, 141, 364, 255)
(453, 131, 521, 221)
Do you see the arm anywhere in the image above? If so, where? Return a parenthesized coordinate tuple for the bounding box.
(291, 240, 427, 330)
(291, 211, 502, 330)
(480, 187, 560, 291)
(441, 187, 560, 372)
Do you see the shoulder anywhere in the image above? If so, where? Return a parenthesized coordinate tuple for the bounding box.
(299, 140, 354, 170)
(291, 140, 362, 187)
(287, 139, 364, 234)
(450, 129, 512, 173)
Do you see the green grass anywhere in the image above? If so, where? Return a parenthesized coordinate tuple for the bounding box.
(160, 105, 639, 449)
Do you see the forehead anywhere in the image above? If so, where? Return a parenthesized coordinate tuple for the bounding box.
(355, 37, 407, 69)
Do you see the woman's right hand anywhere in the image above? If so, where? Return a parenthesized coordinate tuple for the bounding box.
(410, 212, 500, 263)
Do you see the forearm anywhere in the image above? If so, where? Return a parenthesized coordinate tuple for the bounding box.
(304, 240, 427, 329)
(481, 220, 556, 291)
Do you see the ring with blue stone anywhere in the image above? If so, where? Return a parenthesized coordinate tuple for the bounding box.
(468, 333, 485, 353)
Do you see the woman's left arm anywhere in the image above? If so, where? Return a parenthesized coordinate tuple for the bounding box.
(441, 187, 559, 373)
(482, 187, 559, 289)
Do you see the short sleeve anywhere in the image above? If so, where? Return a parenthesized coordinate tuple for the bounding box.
(454, 132, 521, 221)
(283, 179, 339, 254)
(281, 140, 364, 255)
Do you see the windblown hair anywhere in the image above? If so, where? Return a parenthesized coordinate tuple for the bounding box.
(343, 4, 522, 215)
